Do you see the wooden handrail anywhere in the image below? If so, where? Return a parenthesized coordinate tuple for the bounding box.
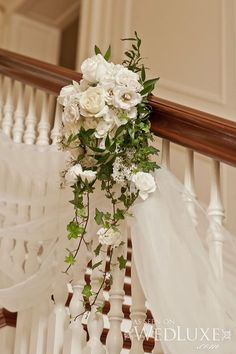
(0, 48, 236, 166)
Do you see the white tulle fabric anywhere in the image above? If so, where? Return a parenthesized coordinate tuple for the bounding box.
(131, 168, 236, 353)
(0, 131, 236, 353)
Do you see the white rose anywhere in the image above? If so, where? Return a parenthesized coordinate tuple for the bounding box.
(62, 121, 81, 139)
(115, 67, 142, 91)
(63, 103, 80, 125)
(113, 87, 142, 110)
(57, 83, 79, 106)
(81, 54, 109, 83)
(97, 227, 122, 248)
(127, 107, 138, 119)
(79, 87, 108, 118)
(80, 170, 97, 183)
(95, 120, 112, 139)
(132, 172, 156, 200)
(65, 164, 82, 185)
(101, 63, 123, 85)
(102, 82, 115, 105)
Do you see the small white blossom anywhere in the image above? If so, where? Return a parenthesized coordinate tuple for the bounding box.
(80, 170, 97, 183)
(113, 87, 142, 110)
(57, 84, 78, 106)
(97, 227, 122, 248)
(112, 157, 135, 184)
(65, 164, 96, 184)
(65, 164, 82, 185)
(131, 172, 156, 200)
(115, 67, 142, 91)
(95, 120, 113, 139)
(63, 103, 80, 125)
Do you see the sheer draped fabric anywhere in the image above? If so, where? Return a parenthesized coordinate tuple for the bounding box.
(0, 131, 236, 353)
(131, 169, 236, 353)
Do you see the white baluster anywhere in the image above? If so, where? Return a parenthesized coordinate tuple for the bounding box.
(130, 258, 147, 354)
(63, 247, 88, 354)
(208, 160, 225, 279)
(152, 335, 163, 354)
(0, 166, 15, 277)
(46, 273, 69, 354)
(24, 241, 41, 276)
(184, 149, 197, 225)
(0, 326, 16, 354)
(106, 239, 127, 354)
(51, 101, 62, 145)
(84, 240, 106, 354)
(0, 74, 3, 126)
(14, 309, 32, 354)
(37, 92, 50, 146)
(29, 299, 51, 354)
(24, 86, 37, 145)
(161, 139, 170, 169)
(11, 239, 26, 279)
(12, 82, 25, 143)
(2, 77, 14, 137)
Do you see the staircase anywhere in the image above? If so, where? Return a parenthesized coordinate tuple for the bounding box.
(0, 48, 236, 354)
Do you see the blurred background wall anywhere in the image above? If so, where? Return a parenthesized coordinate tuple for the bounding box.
(0, 0, 235, 233)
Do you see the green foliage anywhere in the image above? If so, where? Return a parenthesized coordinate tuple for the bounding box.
(117, 255, 127, 270)
(82, 284, 93, 299)
(63, 31, 160, 315)
(65, 251, 76, 265)
(67, 221, 84, 239)
(94, 243, 102, 256)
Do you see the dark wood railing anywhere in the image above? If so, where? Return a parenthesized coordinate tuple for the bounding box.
(1, 48, 236, 166)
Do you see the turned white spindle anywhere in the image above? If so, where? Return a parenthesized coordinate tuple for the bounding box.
(161, 139, 170, 169)
(63, 244, 88, 354)
(24, 241, 41, 276)
(14, 310, 32, 354)
(208, 160, 225, 279)
(2, 77, 14, 137)
(106, 237, 127, 354)
(29, 300, 51, 354)
(12, 82, 25, 143)
(84, 241, 106, 354)
(130, 258, 147, 354)
(23, 86, 37, 144)
(0, 166, 16, 276)
(152, 338, 164, 354)
(51, 101, 62, 145)
(46, 273, 69, 354)
(36, 92, 50, 145)
(0, 74, 3, 125)
(184, 149, 198, 225)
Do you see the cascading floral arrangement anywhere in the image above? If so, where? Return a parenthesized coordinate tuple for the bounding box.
(58, 32, 159, 311)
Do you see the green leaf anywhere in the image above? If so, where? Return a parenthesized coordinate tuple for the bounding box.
(94, 45, 102, 55)
(104, 45, 111, 61)
(92, 260, 103, 270)
(114, 208, 125, 221)
(94, 243, 102, 256)
(141, 65, 146, 82)
(65, 252, 76, 265)
(67, 221, 84, 239)
(105, 134, 111, 149)
(95, 209, 104, 225)
(96, 305, 104, 313)
(82, 284, 92, 298)
(114, 124, 127, 139)
(117, 255, 127, 270)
